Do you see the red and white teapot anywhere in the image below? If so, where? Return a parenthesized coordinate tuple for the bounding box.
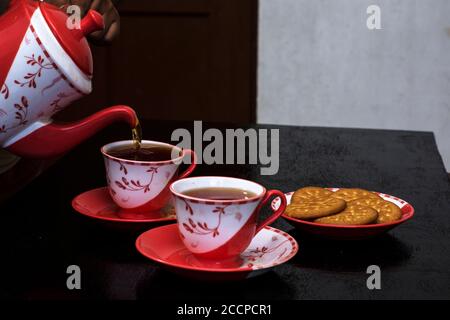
(0, 0, 137, 158)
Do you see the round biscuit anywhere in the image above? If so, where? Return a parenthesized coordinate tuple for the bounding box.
(285, 197, 346, 220)
(314, 204, 378, 225)
(291, 187, 333, 203)
(330, 188, 381, 202)
(349, 197, 402, 223)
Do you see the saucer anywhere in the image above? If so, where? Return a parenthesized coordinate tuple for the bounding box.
(135, 224, 298, 280)
(271, 188, 414, 240)
(72, 187, 177, 224)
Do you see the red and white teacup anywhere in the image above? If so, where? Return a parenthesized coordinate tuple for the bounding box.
(102, 140, 196, 213)
(170, 176, 287, 261)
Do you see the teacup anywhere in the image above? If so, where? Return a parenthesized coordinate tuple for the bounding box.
(102, 140, 196, 213)
(170, 176, 287, 261)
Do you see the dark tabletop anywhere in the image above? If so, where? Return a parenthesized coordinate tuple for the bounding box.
(1, 120, 450, 300)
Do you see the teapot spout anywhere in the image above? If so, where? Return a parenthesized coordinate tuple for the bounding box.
(6, 105, 138, 158)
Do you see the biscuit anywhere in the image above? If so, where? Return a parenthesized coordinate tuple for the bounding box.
(314, 204, 378, 225)
(330, 188, 381, 202)
(285, 197, 347, 220)
(291, 187, 333, 203)
(349, 197, 402, 223)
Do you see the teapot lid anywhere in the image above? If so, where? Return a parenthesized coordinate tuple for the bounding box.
(39, 1, 104, 76)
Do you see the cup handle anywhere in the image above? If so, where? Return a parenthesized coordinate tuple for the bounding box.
(255, 190, 287, 234)
(178, 149, 197, 179)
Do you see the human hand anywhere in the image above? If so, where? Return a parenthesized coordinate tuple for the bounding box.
(45, 0, 120, 44)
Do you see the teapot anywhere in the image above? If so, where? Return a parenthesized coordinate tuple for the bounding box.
(0, 0, 137, 158)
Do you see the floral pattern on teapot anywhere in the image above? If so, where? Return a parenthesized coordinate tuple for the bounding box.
(0, 24, 82, 145)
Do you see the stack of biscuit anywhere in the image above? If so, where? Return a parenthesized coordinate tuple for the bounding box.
(285, 187, 402, 225)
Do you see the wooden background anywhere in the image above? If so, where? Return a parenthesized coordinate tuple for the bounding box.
(57, 0, 258, 124)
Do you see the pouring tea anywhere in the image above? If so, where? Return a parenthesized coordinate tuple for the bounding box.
(0, 0, 137, 158)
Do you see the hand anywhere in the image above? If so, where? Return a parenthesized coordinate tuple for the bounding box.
(45, 0, 120, 44)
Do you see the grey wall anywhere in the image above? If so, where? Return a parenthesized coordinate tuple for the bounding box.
(258, 0, 450, 170)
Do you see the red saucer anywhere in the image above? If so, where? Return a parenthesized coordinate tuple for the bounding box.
(135, 224, 298, 281)
(272, 189, 414, 240)
(72, 187, 176, 224)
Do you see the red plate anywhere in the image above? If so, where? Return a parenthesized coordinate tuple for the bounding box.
(271, 188, 414, 240)
(72, 187, 176, 228)
(135, 224, 298, 281)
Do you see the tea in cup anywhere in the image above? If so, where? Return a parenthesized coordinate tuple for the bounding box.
(102, 140, 196, 212)
(170, 176, 287, 261)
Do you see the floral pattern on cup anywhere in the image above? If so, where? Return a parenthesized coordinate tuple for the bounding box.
(175, 197, 260, 254)
(114, 165, 161, 193)
(181, 203, 240, 238)
(105, 156, 179, 209)
(170, 176, 287, 260)
(102, 140, 196, 212)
